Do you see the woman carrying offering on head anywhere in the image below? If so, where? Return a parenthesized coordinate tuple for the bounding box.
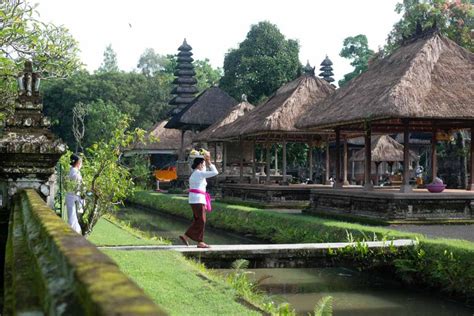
(179, 149, 218, 248)
(66, 153, 83, 234)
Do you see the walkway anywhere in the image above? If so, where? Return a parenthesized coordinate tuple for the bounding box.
(100, 239, 416, 253)
(390, 225, 474, 242)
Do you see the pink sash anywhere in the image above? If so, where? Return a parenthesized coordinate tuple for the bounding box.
(189, 189, 212, 212)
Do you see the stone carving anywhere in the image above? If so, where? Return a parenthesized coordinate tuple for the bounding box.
(0, 61, 66, 209)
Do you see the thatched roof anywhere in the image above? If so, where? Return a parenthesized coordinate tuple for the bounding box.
(297, 33, 474, 131)
(165, 86, 238, 130)
(125, 120, 194, 154)
(193, 101, 255, 142)
(350, 135, 418, 162)
(210, 74, 335, 141)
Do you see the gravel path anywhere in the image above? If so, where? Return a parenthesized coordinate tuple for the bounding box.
(389, 224, 474, 242)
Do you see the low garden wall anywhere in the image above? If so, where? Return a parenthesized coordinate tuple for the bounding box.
(3, 189, 166, 315)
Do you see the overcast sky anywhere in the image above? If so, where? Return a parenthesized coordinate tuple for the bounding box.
(36, 0, 401, 83)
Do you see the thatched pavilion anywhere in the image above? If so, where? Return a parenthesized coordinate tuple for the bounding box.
(350, 135, 419, 185)
(209, 73, 335, 183)
(124, 120, 194, 168)
(298, 32, 474, 192)
(296, 32, 473, 220)
(193, 99, 255, 173)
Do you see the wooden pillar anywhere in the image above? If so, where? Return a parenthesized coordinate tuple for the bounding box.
(364, 124, 373, 191)
(400, 120, 412, 193)
(375, 162, 381, 186)
(343, 138, 349, 186)
(274, 145, 279, 175)
(282, 141, 287, 182)
(308, 144, 313, 182)
(179, 130, 185, 161)
(469, 127, 474, 190)
(239, 138, 244, 183)
(266, 143, 271, 184)
(431, 128, 437, 181)
(213, 142, 217, 166)
(222, 142, 227, 173)
(325, 139, 330, 184)
(334, 129, 342, 188)
(252, 140, 257, 183)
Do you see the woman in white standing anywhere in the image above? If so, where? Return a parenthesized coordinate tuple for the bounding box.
(179, 151, 218, 248)
(66, 154, 83, 234)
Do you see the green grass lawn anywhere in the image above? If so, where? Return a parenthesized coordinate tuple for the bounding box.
(88, 218, 161, 246)
(103, 249, 260, 316)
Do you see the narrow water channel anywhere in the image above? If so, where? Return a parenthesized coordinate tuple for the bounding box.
(118, 206, 474, 315)
(116, 206, 260, 245)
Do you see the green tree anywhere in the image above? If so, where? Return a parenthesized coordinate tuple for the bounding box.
(83, 99, 127, 147)
(0, 0, 81, 121)
(338, 35, 375, 87)
(220, 21, 302, 104)
(60, 118, 147, 236)
(42, 70, 173, 147)
(137, 48, 170, 76)
(97, 44, 119, 73)
(386, 0, 474, 53)
(194, 58, 222, 91)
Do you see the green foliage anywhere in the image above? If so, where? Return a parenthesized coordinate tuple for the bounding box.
(386, 0, 474, 53)
(83, 99, 127, 147)
(60, 119, 147, 235)
(97, 44, 119, 73)
(338, 34, 375, 87)
(314, 296, 333, 316)
(42, 70, 172, 148)
(220, 21, 302, 103)
(137, 48, 170, 76)
(0, 0, 81, 122)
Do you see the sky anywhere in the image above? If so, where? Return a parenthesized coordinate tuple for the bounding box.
(35, 0, 402, 83)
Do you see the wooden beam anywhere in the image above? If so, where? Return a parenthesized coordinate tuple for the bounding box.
(239, 138, 244, 183)
(252, 140, 257, 182)
(266, 143, 271, 184)
(335, 128, 342, 188)
(364, 124, 373, 191)
(431, 128, 437, 181)
(325, 140, 330, 184)
(308, 143, 313, 182)
(400, 120, 412, 193)
(282, 141, 287, 182)
(222, 142, 227, 173)
(469, 127, 474, 191)
(343, 138, 349, 185)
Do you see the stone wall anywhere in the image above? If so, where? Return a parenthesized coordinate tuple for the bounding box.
(3, 189, 166, 315)
(306, 189, 474, 221)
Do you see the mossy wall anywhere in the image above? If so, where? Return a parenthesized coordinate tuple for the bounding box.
(3, 189, 167, 315)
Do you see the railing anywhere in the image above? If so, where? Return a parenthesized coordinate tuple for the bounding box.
(3, 189, 166, 315)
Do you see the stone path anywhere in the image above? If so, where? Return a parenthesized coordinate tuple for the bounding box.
(389, 224, 474, 242)
(99, 239, 417, 253)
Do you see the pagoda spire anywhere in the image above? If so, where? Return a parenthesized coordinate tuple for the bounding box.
(303, 60, 315, 75)
(169, 39, 198, 115)
(319, 55, 335, 84)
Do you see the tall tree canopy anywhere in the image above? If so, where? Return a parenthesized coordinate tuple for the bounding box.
(220, 21, 302, 104)
(386, 0, 474, 53)
(97, 44, 119, 73)
(338, 35, 375, 87)
(0, 0, 81, 121)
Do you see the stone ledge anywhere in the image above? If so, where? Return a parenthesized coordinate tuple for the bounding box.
(3, 189, 167, 315)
